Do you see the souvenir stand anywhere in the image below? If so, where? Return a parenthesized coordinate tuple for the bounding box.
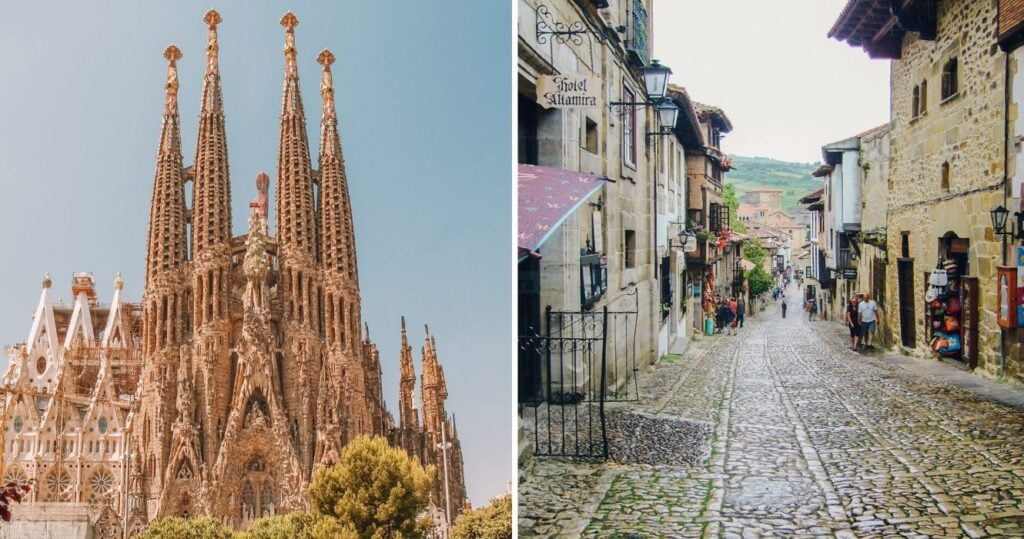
(924, 256, 978, 369)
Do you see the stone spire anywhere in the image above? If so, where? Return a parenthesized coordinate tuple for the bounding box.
(192, 8, 232, 258)
(276, 11, 318, 262)
(145, 45, 188, 287)
(318, 48, 359, 288)
(420, 325, 448, 435)
(398, 317, 418, 430)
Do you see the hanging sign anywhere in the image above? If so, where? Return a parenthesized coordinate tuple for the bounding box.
(536, 74, 602, 109)
(998, 266, 1018, 330)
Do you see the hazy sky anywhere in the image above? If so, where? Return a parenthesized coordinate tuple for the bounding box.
(0, 1, 511, 506)
(654, 0, 891, 163)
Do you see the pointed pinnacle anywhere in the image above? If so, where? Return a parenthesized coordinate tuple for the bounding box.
(163, 45, 181, 114)
(281, 12, 298, 66)
(203, 10, 221, 74)
(317, 49, 335, 101)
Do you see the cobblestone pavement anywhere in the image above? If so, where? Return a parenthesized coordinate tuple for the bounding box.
(519, 293, 1024, 538)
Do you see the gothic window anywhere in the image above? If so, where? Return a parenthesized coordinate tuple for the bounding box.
(3, 467, 27, 487)
(13, 416, 23, 433)
(98, 417, 108, 434)
(44, 468, 72, 502)
(941, 161, 951, 191)
(241, 481, 256, 522)
(260, 479, 275, 517)
(176, 459, 194, 480)
(89, 468, 115, 501)
(36, 356, 46, 375)
(247, 458, 266, 473)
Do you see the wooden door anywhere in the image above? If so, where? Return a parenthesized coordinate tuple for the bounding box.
(897, 258, 916, 348)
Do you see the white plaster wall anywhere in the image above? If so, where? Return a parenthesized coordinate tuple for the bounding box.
(842, 149, 862, 229)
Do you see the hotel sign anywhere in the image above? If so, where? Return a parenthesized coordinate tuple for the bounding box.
(536, 74, 601, 109)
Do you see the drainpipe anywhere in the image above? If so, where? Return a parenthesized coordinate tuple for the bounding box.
(1001, 44, 1011, 377)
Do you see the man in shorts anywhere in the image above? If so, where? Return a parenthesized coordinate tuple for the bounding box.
(858, 293, 880, 350)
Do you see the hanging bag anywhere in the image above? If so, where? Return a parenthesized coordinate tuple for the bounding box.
(929, 267, 948, 287)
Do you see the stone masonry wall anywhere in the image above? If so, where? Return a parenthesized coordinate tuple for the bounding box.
(885, 0, 1006, 375)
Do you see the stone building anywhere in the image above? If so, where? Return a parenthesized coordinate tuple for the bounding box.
(516, 0, 660, 402)
(1, 10, 465, 536)
(853, 124, 894, 347)
(831, 0, 1005, 372)
(656, 86, 705, 356)
(684, 101, 741, 332)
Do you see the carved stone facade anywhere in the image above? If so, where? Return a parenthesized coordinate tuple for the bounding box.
(2, 9, 465, 534)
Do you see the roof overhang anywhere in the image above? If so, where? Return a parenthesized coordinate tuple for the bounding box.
(829, 0, 938, 59)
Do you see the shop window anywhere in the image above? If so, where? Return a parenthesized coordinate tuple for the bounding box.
(584, 117, 598, 154)
(580, 244, 606, 310)
(624, 230, 636, 269)
(622, 85, 637, 168)
(941, 161, 950, 191)
(941, 58, 959, 101)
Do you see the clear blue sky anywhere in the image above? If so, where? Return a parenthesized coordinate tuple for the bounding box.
(0, 1, 512, 506)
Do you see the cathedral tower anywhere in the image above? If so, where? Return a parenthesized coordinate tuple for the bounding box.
(275, 12, 324, 470)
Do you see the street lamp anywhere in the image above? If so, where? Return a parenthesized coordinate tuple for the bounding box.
(992, 205, 1010, 236)
(641, 59, 672, 100)
(609, 60, 675, 115)
(655, 98, 679, 131)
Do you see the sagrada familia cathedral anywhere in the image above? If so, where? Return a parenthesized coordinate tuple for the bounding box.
(0, 10, 465, 537)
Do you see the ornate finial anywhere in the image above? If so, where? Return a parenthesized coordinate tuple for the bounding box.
(42, 273, 52, 289)
(163, 45, 181, 114)
(317, 49, 335, 101)
(114, 273, 124, 291)
(281, 12, 298, 65)
(204, 9, 222, 29)
(280, 11, 298, 31)
(204, 10, 222, 74)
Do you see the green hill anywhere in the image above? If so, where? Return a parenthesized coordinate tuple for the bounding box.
(726, 155, 823, 211)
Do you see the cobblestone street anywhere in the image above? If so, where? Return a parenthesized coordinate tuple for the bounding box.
(519, 294, 1024, 538)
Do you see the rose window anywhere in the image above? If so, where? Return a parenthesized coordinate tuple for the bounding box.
(45, 469, 72, 501)
(90, 469, 115, 498)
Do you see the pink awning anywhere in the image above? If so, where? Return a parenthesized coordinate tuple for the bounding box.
(518, 164, 606, 259)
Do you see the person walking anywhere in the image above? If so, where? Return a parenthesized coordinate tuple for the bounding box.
(736, 297, 746, 328)
(845, 295, 862, 351)
(858, 293, 880, 350)
(781, 298, 788, 318)
(718, 300, 736, 335)
(729, 297, 739, 332)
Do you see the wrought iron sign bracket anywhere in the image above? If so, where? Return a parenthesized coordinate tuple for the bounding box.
(535, 4, 606, 46)
(607, 100, 650, 118)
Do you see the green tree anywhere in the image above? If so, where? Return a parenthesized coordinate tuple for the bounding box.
(745, 265, 775, 298)
(136, 516, 234, 539)
(723, 183, 745, 233)
(450, 494, 512, 539)
(308, 435, 434, 539)
(237, 512, 349, 539)
(743, 237, 767, 267)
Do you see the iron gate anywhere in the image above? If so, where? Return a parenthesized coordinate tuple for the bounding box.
(519, 301, 638, 459)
